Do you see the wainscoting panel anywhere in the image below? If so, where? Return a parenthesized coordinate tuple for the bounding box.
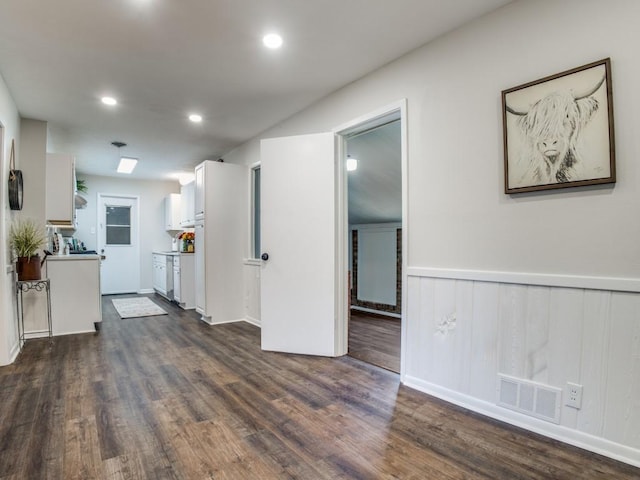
(405, 272, 640, 464)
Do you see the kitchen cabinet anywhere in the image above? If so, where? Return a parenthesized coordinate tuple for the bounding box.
(173, 253, 195, 309)
(180, 181, 195, 227)
(194, 163, 205, 221)
(46, 255, 102, 335)
(152, 253, 170, 298)
(194, 160, 248, 324)
(165, 193, 181, 230)
(46, 153, 76, 227)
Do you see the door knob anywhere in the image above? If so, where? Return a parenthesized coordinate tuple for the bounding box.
(261, 253, 269, 261)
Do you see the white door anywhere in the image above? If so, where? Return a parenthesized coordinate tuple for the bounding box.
(260, 132, 340, 356)
(98, 194, 140, 294)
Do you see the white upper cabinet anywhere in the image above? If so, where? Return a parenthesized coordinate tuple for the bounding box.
(194, 163, 205, 221)
(46, 153, 76, 227)
(180, 181, 195, 227)
(165, 193, 181, 231)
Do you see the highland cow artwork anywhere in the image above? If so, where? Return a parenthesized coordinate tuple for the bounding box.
(502, 58, 615, 193)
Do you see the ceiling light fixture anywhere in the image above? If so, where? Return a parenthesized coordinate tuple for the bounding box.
(111, 141, 138, 174)
(263, 33, 283, 49)
(188, 113, 203, 123)
(117, 157, 138, 174)
(346, 155, 358, 172)
(101, 96, 117, 106)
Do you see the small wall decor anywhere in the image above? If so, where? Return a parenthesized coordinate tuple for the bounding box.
(502, 58, 615, 194)
(8, 139, 24, 210)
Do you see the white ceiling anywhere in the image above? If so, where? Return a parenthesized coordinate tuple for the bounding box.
(348, 120, 401, 225)
(0, 0, 512, 181)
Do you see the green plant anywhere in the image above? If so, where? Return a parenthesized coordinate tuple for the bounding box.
(9, 218, 46, 258)
(76, 179, 88, 194)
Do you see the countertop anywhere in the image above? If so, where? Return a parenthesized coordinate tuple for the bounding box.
(152, 251, 194, 256)
(46, 254, 102, 261)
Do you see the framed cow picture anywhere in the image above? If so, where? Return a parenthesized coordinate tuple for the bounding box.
(502, 58, 615, 194)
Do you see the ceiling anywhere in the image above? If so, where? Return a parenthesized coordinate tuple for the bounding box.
(0, 0, 512, 181)
(347, 120, 401, 225)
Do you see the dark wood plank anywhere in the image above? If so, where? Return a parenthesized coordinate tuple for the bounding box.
(0, 293, 637, 479)
(349, 310, 401, 372)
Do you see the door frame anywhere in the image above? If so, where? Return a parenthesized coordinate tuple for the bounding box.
(96, 193, 141, 294)
(333, 99, 408, 379)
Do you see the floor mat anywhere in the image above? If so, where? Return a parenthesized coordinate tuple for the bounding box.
(112, 297, 168, 319)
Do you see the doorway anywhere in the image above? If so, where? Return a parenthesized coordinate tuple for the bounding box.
(97, 193, 140, 294)
(258, 100, 407, 368)
(343, 117, 403, 373)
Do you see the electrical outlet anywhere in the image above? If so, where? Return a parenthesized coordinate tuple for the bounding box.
(565, 382, 583, 409)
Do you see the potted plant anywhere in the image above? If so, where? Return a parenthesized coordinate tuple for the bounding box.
(9, 218, 47, 281)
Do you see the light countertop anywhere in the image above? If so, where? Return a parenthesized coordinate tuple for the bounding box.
(46, 254, 101, 261)
(152, 251, 194, 255)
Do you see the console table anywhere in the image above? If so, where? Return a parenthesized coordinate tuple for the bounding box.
(16, 278, 53, 345)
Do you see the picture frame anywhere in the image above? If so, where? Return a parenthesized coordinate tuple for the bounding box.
(502, 58, 615, 194)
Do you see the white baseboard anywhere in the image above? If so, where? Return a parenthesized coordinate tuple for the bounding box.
(138, 288, 154, 294)
(350, 306, 401, 318)
(243, 316, 261, 327)
(403, 375, 640, 468)
(8, 340, 20, 365)
(24, 330, 51, 340)
(200, 316, 246, 326)
(53, 329, 97, 336)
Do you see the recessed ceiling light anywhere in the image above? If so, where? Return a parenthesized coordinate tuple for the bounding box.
(263, 33, 283, 49)
(188, 114, 203, 123)
(117, 156, 138, 174)
(101, 96, 117, 106)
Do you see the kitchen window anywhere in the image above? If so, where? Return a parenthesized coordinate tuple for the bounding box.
(252, 165, 261, 259)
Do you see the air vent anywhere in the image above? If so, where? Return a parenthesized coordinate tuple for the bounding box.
(498, 374, 561, 424)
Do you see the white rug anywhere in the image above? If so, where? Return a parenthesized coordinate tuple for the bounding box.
(112, 297, 168, 319)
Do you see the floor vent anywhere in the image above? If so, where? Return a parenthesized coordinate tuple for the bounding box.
(497, 374, 561, 424)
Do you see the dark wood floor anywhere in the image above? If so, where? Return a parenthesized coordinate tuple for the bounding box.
(348, 311, 401, 373)
(1, 294, 638, 479)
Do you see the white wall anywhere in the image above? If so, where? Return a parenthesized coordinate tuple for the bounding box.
(224, 0, 640, 466)
(0, 73, 21, 365)
(17, 119, 49, 333)
(351, 223, 400, 308)
(75, 174, 180, 292)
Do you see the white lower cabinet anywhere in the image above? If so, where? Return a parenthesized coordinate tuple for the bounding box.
(46, 256, 102, 335)
(152, 254, 168, 296)
(173, 253, 195, 309)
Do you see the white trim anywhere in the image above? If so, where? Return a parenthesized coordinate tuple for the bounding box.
(334, 98, 408, 375)
(243, 258, 261, 267)
(137, 288, 154, 294)
(8, 340, 20, 364)
(403, 375, 640, 468)
(350, 306, 401, 319)
(244, 316, 261, 327)
(407, 267, 640, 293)
(350, 222, 401, 231)
(248, 162, 261, 261)
(334, 132, 348, 356)
(200, 316, 246, 326)
(23, 330, 52, 339)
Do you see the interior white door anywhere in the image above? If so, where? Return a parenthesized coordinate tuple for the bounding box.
(260, 132, 338, 356)
(98, 194, 140, 294)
